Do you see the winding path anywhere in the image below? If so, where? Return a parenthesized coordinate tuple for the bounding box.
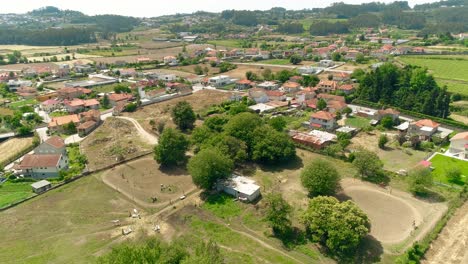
(116, 116, 158, 145)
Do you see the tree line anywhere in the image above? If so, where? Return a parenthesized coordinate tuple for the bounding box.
(0, 27, 96, 46)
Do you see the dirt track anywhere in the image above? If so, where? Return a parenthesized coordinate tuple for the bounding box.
(422, 201, 468, 264)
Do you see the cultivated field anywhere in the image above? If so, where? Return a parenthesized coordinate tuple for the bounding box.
(101, 157, 195, 209)
(349, 131, 428, 172)
(124, 89, 235, 134)
(81, 118, 153, 171)
(0, 137, 35, 166)
(340, 178, 447, 249)
(422, 201, 468, 264)
(0, 182, 35, 209)
(0, 174, 139, 264)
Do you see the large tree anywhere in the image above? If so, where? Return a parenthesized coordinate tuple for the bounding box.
(301, 159, 340, 197)
(409, 168, 433, 196)
(172, 101, 196, 131)
(224, 112, 262, 148)
(302, 196, 370, 257)
(264, 193, 292, 236)
(188, 148, 234, 190)
(251, 125, 296, 164)
(352, 149, 384, 179)
(154, 128, 189, 167)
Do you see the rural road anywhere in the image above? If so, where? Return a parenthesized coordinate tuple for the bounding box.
(116, 116, 158, 145)
(233, 62, 298, 69)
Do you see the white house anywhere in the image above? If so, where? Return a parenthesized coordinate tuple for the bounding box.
(217, 175, 261, 202)
(449, 132, 468, 159)
(310, 111, 337, 130)
(208, 75, 232, 87)
(35, 136, 66, 155)
(19, 154, 68, 179)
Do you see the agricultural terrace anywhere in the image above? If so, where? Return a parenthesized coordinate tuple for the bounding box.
(81, 117, 153, 171)
(429, 154, 468, 185)
(0, 137, 35, 166)
(101, 157, 195, 209)
(123, 89, 235, 134)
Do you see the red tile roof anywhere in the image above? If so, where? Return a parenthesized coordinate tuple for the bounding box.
(339, 84, 355, 91)
(20, 154, 61, 169)
(311, 111, 336, 121)
(44, 136, 65, 149)
(282, 81, 301, 89)
(108, 93, 133, 102)
(451, 132, 468, 141)
(266, 90, 285, 97)
(413, 119, 440, 128)
(48, 114, 80, 127)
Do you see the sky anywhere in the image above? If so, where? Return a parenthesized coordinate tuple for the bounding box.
(3, 0, 440, 17)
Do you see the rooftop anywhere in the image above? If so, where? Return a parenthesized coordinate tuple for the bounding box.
(223, 175, 260, 196)
(20, 154, 61, 169)
(31, 180, 51, 189)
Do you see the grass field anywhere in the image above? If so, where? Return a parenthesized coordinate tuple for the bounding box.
(399, 56, 468, 83)
(8, 99, 38, 109)
(345, 116, 371, 129)
(0, 107, 14, 116)
(207, 39, 242, 48)
(92, 82, 129, 93)
(259, 59, 291, 65)
(0, 181, 35, 209)
(437, 79, 468, 96)
(429, 154, 468, 185)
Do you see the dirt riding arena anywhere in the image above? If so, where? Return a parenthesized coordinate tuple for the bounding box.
(340, 178, 447, 249)
(101, 157, 196, 209)
(422, 201, 468, 264)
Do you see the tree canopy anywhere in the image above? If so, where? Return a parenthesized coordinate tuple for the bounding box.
(352, 149, 384, 180)
(188, 148, 234, 190)
(409, 168, 433, 196)
(154, 128, 189, 167)
(251, 125, 296, 164)
(264, 193, 293, 236)
(172, 101, 196, 131)
(301, 159, 340, 197)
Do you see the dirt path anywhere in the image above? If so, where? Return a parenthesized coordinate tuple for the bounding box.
(422, 201, 468, 264)
(116, 116, 158, 145)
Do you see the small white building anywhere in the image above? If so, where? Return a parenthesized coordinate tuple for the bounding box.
(257, 81, 280, 90)
(31, 180, 52, 194)
(208, 75, 232, 87)
(218, 175, 261, 202)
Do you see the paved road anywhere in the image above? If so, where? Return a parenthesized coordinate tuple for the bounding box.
(116, 116, 158, 145)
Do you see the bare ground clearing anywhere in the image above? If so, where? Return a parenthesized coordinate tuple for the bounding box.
(422, 201, 468, 264)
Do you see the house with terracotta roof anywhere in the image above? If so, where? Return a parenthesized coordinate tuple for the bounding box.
(108, 93, 133, 107)
(77, 109, 102, 136)
(338, 84, 355, 95)
(449, 132, 468, 159)
(316, 80, 338, 93)
(41, 99, 62, 113)
(281, 81, 301, 93)
(35, 136, 66, 155)
(48, 114, 80, 133)
(408, 119, 440, 140)
(236, 79, 255, 90)
(344, 50, 362, 61)
(326, 100, 348, 114)
(310, 111, 337, 130)
(58, 87, 92, 100)
(64, 98, 100, 113)
(266, 90, 286, 101)
(332, 72, 351, 82)
(296, 89, 316, 104)
(19, 154, 68, 179)
(290, 130, 337, 149)
(375, 108, 400, 122)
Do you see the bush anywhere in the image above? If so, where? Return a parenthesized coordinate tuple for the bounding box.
(420, 141, 434, 151)
(446, 167, 462, 183)
(378, 134, 388, 149)
(402, 142, 412, 148)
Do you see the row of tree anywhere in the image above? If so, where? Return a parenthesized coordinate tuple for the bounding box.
(0, 28, 96, 46)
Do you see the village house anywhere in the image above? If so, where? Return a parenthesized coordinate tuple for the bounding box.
(35, 136, 66, 155)
(57, 87, 92, 100)
(208, 75, 232, 87)
(163, 56, 179, 66)
(19, 154, 68, 179)
(248, 88, 269, 103)
(266, 90, 286, 101)
(64, 98, 100, 113)
(73, 64, 93, 73)
(40, 99, 62, 113)
(316, 80, 338, 94)
(15, 86, 37, 99)
(289, 76, 303, 83)
(119, 68, 137, 77)
(217, 175, 261, 202)
(448, 132, 468, 159)
(31, 180, 52, 194)
(108, 93, 133, 107)
(296, 89, 316, 104)
(7, 79, 32, 92)
(326, 100, 348, 114)
(375, 108, 400, 122)
(77, 109, 102, 136)
(332, 72, 351, 82)
(235, 79, 255, 90)
(310, 111, 337, 130)
(257, 81, 280, 90)
(338, 84, 355, 95)
(281, 81, 301, 93)
(290, 130, 337, 149)
(345, 50, 362, 61)
(408, 119, 440, 140)
(48, 114, 80, 133)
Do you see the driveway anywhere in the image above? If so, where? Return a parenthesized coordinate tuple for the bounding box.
(35, 127, 49, 142)
(116, 116, 158, 145)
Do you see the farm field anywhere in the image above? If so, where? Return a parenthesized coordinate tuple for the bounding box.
(345, 115, 371, 128)
(260, 59, 291, 65)
(399, 56, 468, 82)
(437, 79, 468, 97)
(124, 89, 235, 134)
(0, 174, 138, 264)
(101, 157, 195, 209)
(81, 117, 153, 171)
(207, 39, 242, 48)
(0, 107, 14, 116)
(0, 181, 35, 209)
(348, 131, 428, 172)
(8, 99, 38, 109)
(429, 154, 468, 185)
(224, 64, 290, 79)
(0, 137, 35, 166)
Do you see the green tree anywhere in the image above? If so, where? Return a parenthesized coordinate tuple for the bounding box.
(224, 112, 262, 148)
(172, 101, 196, 131)
(378, 134, 389, 149)
(63, 122, 77, 135)
(188, 148, 233, 190)
(124, 102, 137, 112)
(409, 168, 433, 196)
(154, 128, 189, 167)
(204, 115, 229, 132)
(210, 134, 248, 164)
(268, 116, 287, 132)
(317, 98, 327, 110)
(380, 116, 393, 129)
(331, 52, 342, 61)
(446, 167, 462, 183)
(180, 241, 224, 264)
(352, 149, 384, 179)
(289, 54, 302, 65)
(264, 193, 292, 235)
(101, 94, 110, 109)
(194, 65, 203, 75)
(245, 71, 258, 81)
(301, 159, 340, 197)
(251, 125, 296, 164)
